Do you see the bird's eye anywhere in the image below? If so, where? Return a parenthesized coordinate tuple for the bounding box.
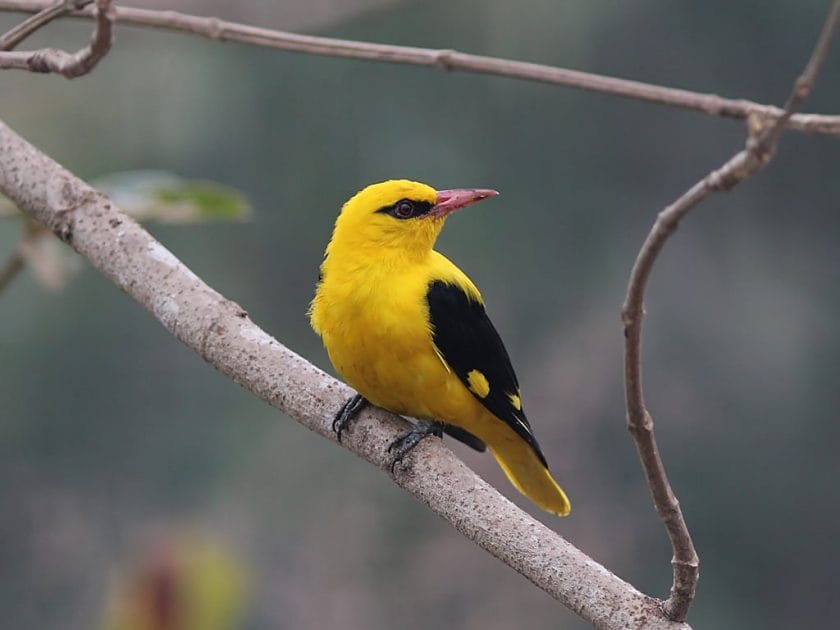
(393, 200, 415, 218)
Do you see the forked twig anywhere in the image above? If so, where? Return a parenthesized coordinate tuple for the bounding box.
(621, 0, 840, 621)
(0, 0, 110, 76)
(0, 0, 93, 51)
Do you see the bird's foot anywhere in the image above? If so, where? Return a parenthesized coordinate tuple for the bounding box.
(333, 393, 368, 443)
(387, 420, 444, 473)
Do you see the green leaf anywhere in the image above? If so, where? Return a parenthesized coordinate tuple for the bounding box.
(0, 172, 251, 293)
(1, 172, 252, 224)
(93, 171, 252, 223)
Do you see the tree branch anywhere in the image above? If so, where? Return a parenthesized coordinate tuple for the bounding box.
(0, 0, 92, 51)
(620, 0, 840, 622)
(1, 0, 839, 135)
(0, 117, 691, 630)
(0, 0, 110, 77)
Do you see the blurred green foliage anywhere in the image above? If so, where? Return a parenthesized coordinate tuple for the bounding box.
(1, 1, 839, 629)
(1, 171, 250, 291)
(96, 171, 252, 223)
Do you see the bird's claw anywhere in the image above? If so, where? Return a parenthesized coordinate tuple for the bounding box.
(333, 393, 368, 442)
(387, 420, 443, 473)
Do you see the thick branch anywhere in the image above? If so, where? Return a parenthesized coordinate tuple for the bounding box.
(621, 0, 840, 622)
(0, 119, 691, 630)
(1, 0, 839, 135)
(0, 0, 110, 77)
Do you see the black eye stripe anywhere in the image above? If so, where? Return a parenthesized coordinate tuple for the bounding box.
(375, 199, 434, 219)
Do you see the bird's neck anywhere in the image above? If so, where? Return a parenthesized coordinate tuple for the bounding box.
(322, 241, 432, 283)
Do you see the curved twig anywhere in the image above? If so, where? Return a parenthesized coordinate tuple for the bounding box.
(0, 0, 839, 135)
(0, 0, 93, 51)
(621, 0, 840, 621)
(0, 0, 110, 77)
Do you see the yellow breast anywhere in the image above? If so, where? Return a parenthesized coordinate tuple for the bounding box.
(314, 262, 429, 414)
(311, 251, 481, 421)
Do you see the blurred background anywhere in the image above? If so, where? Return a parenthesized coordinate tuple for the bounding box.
(2, 1, 839, 628)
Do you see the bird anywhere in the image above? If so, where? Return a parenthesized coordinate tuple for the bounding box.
(309, 179, 570, 516)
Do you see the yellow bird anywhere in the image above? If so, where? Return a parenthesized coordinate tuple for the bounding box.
(309, 180, 570, 516)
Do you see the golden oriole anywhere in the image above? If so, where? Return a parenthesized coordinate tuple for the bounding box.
(309, 179, 570, 516)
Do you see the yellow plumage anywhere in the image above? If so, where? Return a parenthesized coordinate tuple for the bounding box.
(310, 180, 570, 516)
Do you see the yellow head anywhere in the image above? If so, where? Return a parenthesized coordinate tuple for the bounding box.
(325, 179, 498, 260)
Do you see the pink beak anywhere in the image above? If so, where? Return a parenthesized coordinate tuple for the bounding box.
(430, 188, 499, 217)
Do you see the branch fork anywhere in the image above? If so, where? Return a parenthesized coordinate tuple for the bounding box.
(0, 0, 112, 76)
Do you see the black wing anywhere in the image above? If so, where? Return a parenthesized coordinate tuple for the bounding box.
(426, 280, 547, 466)
(440, 424, 486, 452)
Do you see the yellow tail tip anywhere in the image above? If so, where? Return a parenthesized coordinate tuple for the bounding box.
(543, 492, 572, 517)
(520, 478, 571, 516)
(528, 475, 571, 516)
(490, 446, 572, 516)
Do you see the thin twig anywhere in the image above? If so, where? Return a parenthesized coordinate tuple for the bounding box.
(0, 247, 25, 293)
(0, 216, 43, 294)
(621, 0, 840, 622)
(0, 0, 92, 51)
(760, 0, 840, 148)
(1, 0, 839, 135)
(0, 0, 110, 77)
